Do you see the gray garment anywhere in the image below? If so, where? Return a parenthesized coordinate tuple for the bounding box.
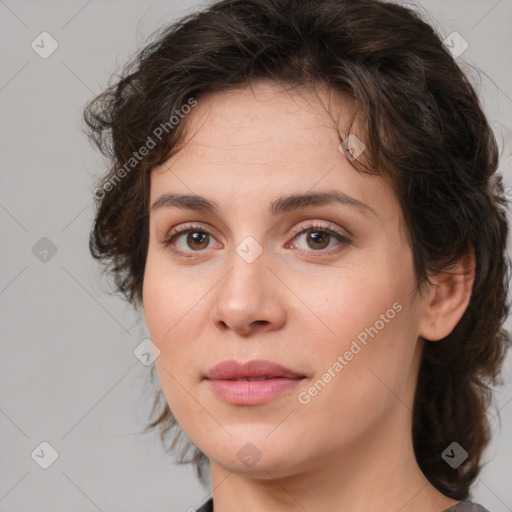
(443, 501, 490, 512)
(196, 498, 490, 511)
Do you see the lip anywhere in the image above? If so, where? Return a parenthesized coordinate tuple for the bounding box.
(205, 359, 306, 405)
(206, 359, 304, 380)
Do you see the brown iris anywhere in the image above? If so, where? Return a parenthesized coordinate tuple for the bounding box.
(187, 231, 209, 250)
(306, 230, 330, 250)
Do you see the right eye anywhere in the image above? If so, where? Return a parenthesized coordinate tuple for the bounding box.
(162, 224, 220, 257)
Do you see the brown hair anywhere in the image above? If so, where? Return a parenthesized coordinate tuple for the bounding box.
(83, 0, 511, 499)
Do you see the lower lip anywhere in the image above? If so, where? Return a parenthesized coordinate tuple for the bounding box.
(206, 378, 303, 405)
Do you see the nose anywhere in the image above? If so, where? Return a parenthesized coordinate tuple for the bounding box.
(211, 245, 287, 336)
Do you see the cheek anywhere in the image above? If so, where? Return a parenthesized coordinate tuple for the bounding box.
(142, 279, 172, 346)
(143, 257, 188, 386)
(304, 236, 415, 352)
(142, 268, 200, 417)
(317, 273, 399, 345)
(299, 299, 416, 447)
(142, 249, 198, 342)
(142, 251, 210, 381)
(310, 264, 418, 400)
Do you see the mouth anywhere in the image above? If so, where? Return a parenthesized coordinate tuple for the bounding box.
(205, 359, 305, 381)
(204, 359, 306, 405)
(222, 376, 284, 381)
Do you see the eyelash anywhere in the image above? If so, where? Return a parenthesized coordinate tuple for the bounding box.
(161, 222, 351, 259)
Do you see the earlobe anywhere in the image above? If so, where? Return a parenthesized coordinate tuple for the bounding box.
(418, 248, 476, 342)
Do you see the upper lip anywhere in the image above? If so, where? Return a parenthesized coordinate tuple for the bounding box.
(205, 359, 305, 380)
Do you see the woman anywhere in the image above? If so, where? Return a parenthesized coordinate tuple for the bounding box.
(83, 0, 511, 510)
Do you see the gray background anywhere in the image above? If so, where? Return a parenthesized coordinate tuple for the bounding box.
(1, 0, 511, 511)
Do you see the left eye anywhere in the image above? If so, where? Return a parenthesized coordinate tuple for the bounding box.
(288, 226, 350, 252)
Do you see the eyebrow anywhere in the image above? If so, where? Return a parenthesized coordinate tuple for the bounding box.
(151, 190, 381, 220)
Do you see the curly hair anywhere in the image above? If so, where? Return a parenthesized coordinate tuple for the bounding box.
(83, 0, 511, 499)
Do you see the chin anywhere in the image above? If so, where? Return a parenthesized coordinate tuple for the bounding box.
(211, 448, 297, 478)
(200, 430, 301, 476)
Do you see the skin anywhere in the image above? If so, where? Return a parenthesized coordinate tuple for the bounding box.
(142, 81, 474, 512)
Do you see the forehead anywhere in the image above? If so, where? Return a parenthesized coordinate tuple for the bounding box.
(149, 82, 401, 230)
(168, 82, 353, 165)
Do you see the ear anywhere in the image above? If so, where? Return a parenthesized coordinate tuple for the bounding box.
(418, 248, 475, 342)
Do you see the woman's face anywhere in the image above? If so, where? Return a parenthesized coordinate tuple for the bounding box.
(143, 82, 432, 478)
